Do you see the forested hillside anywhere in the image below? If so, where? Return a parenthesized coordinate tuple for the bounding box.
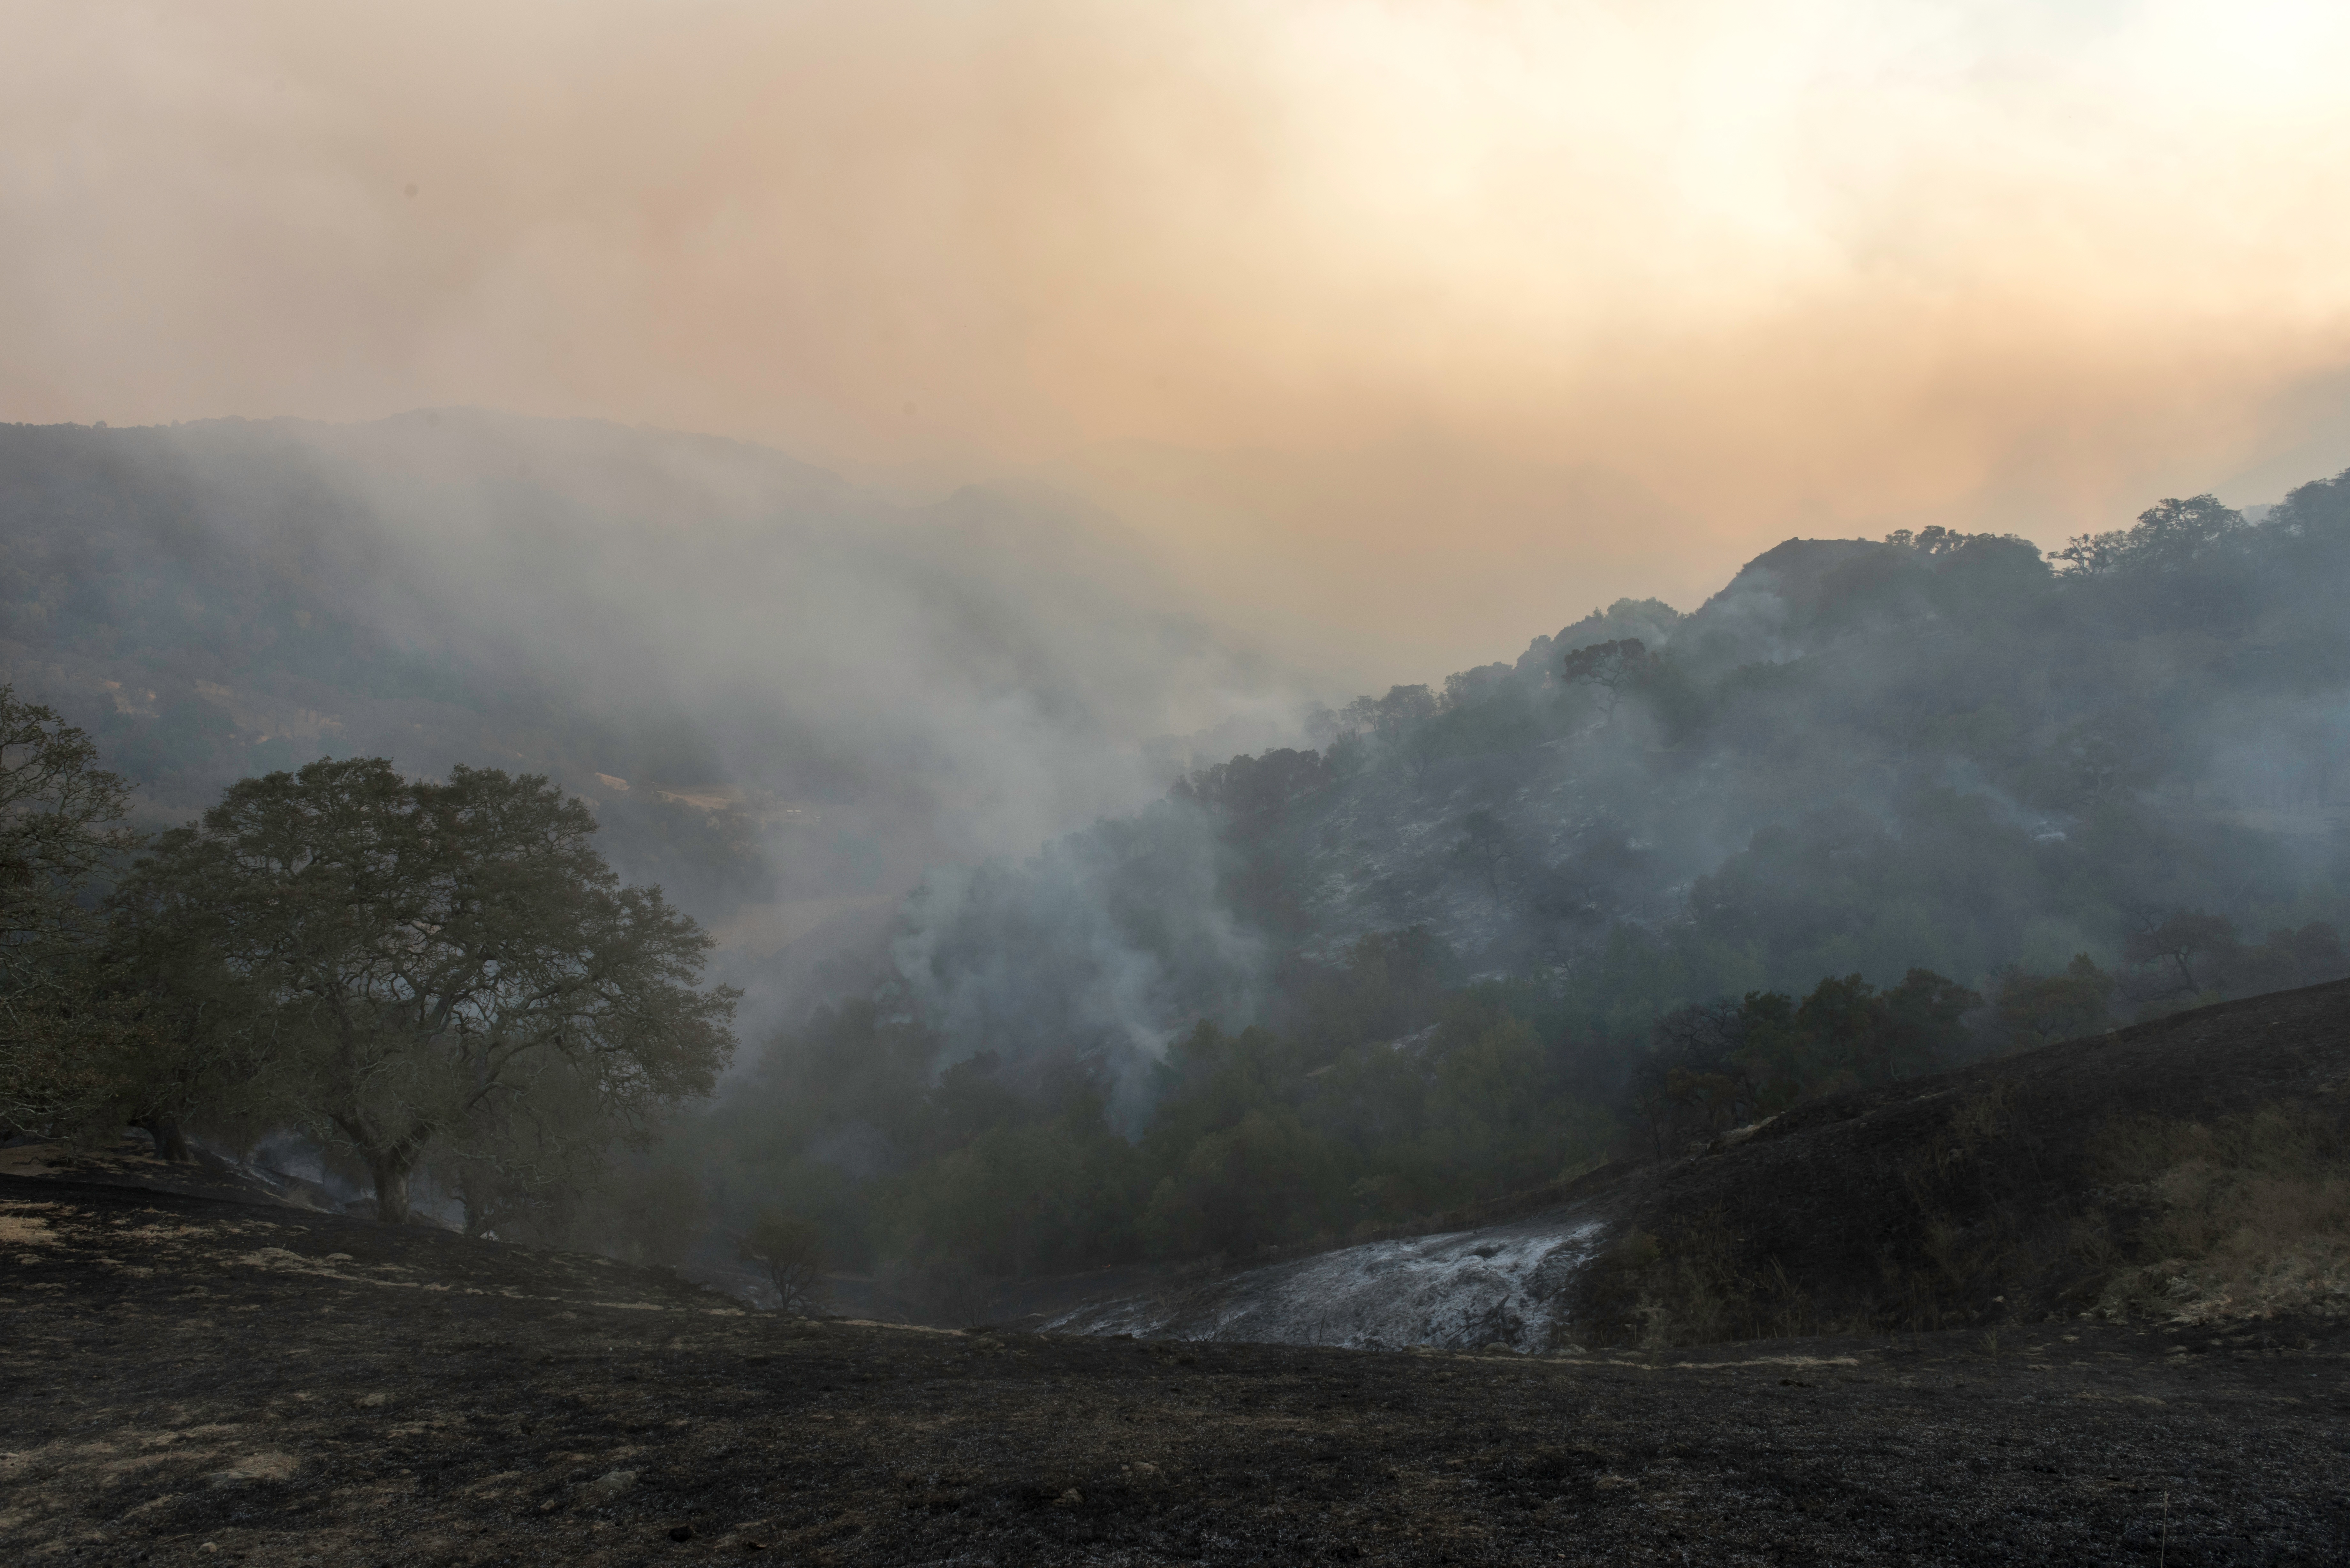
(0, 425, 763, 914)
(703, 477, 2350, 1309)
(9, 415, 2350, 1309)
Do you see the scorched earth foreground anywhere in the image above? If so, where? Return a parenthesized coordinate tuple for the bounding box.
(6, 987, 2350, 1566)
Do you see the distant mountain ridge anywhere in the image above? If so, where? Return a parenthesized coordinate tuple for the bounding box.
(880, 483, 2350, 1085)
(0, 412, 1303, 1010)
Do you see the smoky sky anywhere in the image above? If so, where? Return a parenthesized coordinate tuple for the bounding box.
(9, 1, 2350, 686)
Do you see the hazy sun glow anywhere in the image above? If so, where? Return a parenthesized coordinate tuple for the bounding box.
(9, 0, 2350, 680)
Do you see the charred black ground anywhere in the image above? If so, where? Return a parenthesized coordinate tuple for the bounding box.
(4, 1174, 2347, 1566)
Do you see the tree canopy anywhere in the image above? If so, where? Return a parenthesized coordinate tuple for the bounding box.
(1561, 638, 1655, 726)
(111, 758, 738, 1221)
(0, 687, 139, 1132)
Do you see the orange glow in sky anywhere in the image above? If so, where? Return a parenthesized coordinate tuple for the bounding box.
(9, 1, 2350, 681)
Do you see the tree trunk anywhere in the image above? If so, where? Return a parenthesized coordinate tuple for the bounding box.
(369, 1148, 418, 1224)
(459, 1165, 497, 1237)
(136, 1115, 192, 1163)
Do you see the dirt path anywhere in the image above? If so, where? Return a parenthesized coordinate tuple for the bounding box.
(4, 1175, 2345, 1565)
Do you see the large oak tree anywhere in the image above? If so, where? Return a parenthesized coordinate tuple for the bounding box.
(113, 758, 737, 1222)
(0, 687, 140, 1134)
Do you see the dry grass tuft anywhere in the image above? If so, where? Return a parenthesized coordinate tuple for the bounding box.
(1580, 1086, 2348, 1348)
(1583, 1217, 1819, 1350)
(0, 1208, 63, 1246)
(2089, 1105, 2350, 1323)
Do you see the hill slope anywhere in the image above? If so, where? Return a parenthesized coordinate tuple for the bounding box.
(1046, 980, 2350, 1354)
(716, 484, 2350, 1296)
(1575, 976, 2350, 1344)
(886, 492, 2350, 1077)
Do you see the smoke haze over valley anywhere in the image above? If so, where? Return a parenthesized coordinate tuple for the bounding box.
(12, 408, 2347, 1292)
(7, 19, 2350, 1553)
(0, 411, 1315, 1040)
(14, 2, 2350, 682)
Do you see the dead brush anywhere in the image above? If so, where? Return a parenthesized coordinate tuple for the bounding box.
(1582, 1079, 2350, 1352)
(2088, 1102, 2350, 1323)
(1588, 1217, 1818, 1351)
(1873, 1086, 2056, 1325)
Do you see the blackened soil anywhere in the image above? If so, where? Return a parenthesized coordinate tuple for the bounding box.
(4, 1176, 2346, 1566)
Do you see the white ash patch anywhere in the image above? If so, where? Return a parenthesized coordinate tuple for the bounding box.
(1050, 1216, 1609, 1353)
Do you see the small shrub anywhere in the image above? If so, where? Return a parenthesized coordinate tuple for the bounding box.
(739, 1210, 828, 1314)
(1582, 1217, 1777, 1349)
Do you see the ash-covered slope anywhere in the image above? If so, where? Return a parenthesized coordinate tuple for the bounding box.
(1049, 1214, 1608, 1353)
